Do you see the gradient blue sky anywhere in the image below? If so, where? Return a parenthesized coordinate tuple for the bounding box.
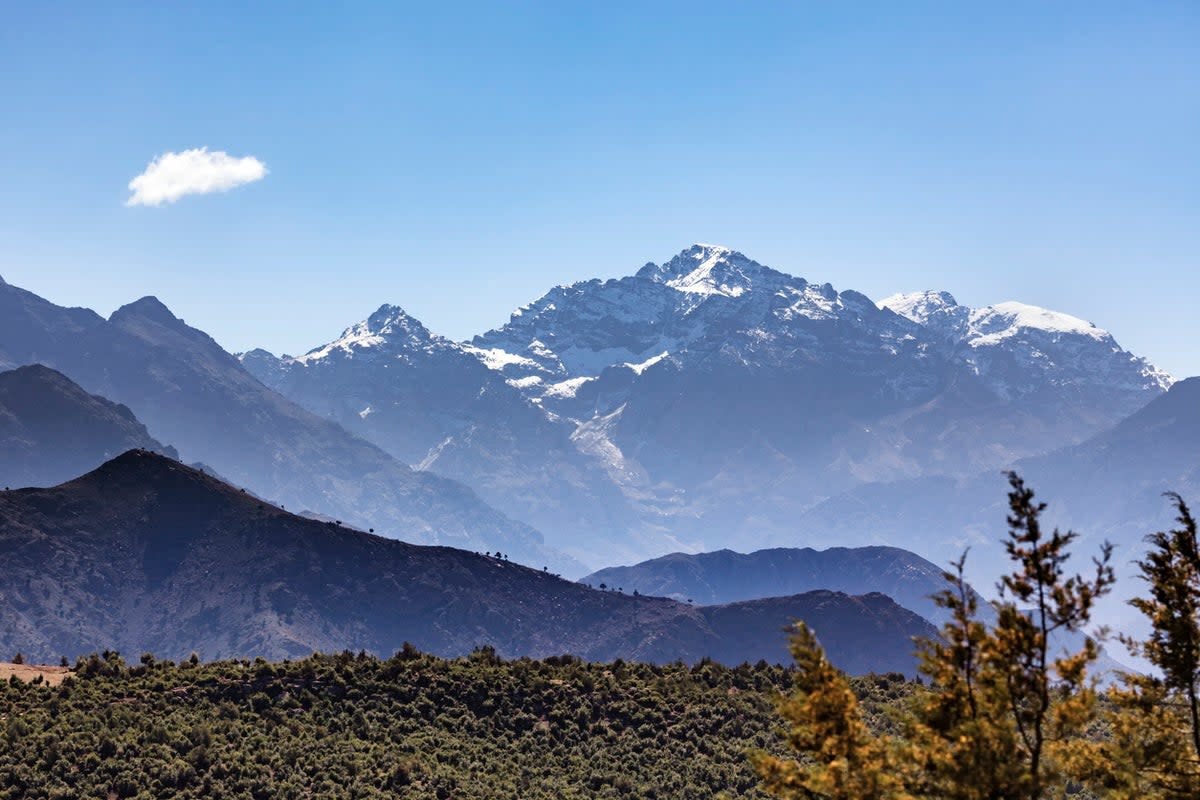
(3, 2, 1198, 374)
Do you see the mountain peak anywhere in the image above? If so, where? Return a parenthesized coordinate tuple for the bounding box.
(110, 296, 182, 327)
(293, 304, 434, 364)
(85, 447, 184, 478)
(365, 303, 430, 337)
(3, 363, 71, 383)
(970, 301, 1105, 343)
(638, 244, 781, 297)
(878, 290, 960, 324)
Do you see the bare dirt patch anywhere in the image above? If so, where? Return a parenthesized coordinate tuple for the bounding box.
(0, 662, 72, 686)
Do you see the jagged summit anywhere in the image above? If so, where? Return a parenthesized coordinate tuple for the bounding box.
(636, 244, 785, 297)
(364, 303, 431, 336)
(470, 244, 907, 384)
(294, 303, 436, 364)
(878, 290, 960, 323)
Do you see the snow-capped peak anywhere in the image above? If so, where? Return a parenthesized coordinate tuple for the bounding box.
(968, 301, 1107, 345)
(881, 289, 1172, 392)
(363, 304, 431, 337)
(294, 304, 432, 363)
(638, 244, 775, 297)
(883, 292, 1109, 343)
(878, 290, 960, 324)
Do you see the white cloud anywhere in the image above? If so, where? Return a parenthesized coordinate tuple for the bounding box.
(126, 147, 267, 207)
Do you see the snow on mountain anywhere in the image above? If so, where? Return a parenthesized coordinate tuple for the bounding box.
(881, 290, 1107, 344)
(970, 302, 1107, 344)
(292, 305, 434, 364)
(878, 290, 1173, 400)
(472, 244, 925, 393)
(471, 245, 1170, 434)
(460, 345, 542, 373)
(647, 243, 760, 296)
(241, 302, 652, 567)
(877, 290, 963, 329)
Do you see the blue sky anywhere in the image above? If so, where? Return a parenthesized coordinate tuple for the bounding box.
(3, 2, 1198, 374)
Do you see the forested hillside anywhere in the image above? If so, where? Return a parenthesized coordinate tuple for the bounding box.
(0, 649, 918, 800)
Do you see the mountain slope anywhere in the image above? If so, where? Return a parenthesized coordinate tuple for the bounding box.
(0, 451, 934, 674)
(0, 364, 177, 489)
(0, 279, 575, 572)
(787, 377, 1200, 571)
(240, 305, 649, 565)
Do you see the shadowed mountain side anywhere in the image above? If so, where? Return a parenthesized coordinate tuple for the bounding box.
(585, 543, 1133, 678)
(698, 591, 932, 676)
(584, 546, 963, 626)
(0, 451, 933, 675)
(0, 364, 177, 489)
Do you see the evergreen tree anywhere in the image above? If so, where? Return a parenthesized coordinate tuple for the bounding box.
(752, 622, 914, 800)
(759, 473, 1114, 800)
(1094, 492, 1200, 797)
(907, 555, 1024, 799)
(1129, 493, 1200, 760)
(986, 472, 1114, 799)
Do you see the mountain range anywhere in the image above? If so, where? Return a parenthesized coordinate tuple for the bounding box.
(0, 242, 1192, 671)
(1, 244, 1189, 590)
(584, 543, 1132, 676)
(0, 276, 576, 574)
(243, 244, 1171, 569)
(0, 450, 934, 675)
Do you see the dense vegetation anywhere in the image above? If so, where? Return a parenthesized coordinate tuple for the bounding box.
(0, 647, 916, 800)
